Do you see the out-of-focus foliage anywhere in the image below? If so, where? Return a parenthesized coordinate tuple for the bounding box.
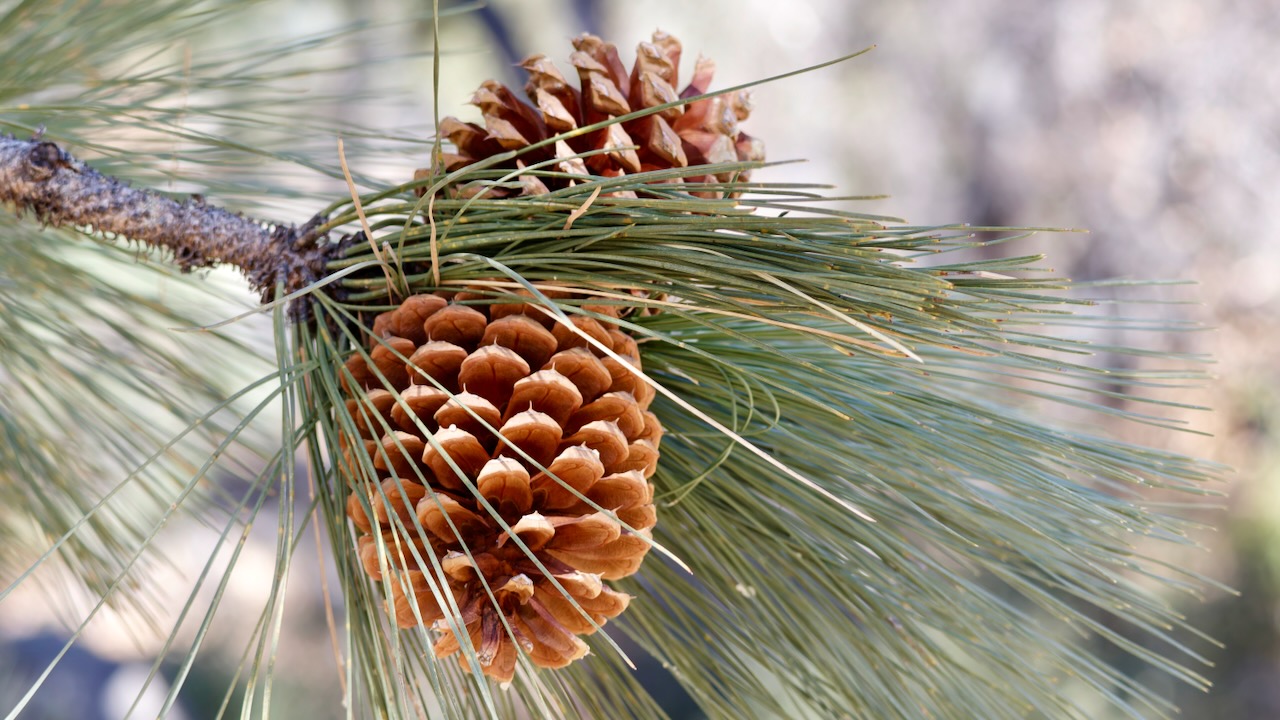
(0, 1, 432, 717)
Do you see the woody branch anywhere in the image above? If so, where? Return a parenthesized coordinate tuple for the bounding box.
(0, 134, 337, 303)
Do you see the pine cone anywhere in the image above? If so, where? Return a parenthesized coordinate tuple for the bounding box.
(340, 290, 662, 682)
(415, 31, 764, 199)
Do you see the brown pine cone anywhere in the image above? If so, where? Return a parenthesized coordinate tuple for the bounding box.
(415, 30, 764, 199)
(340, 290, 661, 682)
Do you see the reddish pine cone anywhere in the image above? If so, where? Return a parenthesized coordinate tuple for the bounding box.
(416, 30, 764, 198)
(341, 290, 661, 682)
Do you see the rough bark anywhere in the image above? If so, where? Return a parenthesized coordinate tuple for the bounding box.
(0, 134, 339, 307)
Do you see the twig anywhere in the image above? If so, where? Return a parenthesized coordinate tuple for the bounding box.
(0, 134, 339, 309)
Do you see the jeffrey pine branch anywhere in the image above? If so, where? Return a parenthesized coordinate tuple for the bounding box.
(0, 134, 338, 304)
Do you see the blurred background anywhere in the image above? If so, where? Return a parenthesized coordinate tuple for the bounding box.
(2, 0, 1275, 717)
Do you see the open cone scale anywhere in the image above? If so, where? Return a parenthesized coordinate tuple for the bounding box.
(340, 289, 662, 682)
(417, 30, 764, 199)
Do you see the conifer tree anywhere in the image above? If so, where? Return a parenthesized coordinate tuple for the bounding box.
(0, 3, 1217, 718)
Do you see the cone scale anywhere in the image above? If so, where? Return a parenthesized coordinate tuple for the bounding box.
(416, 30, 765, 199)
(340, 290, 662, 682)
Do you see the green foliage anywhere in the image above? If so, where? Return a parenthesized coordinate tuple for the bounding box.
(0, 1, 407, 716)
(315, 162, 1218, 718)
(0, 1, 1220, 719)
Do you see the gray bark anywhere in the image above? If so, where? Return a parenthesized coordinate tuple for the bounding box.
(0, 134, 337, 305)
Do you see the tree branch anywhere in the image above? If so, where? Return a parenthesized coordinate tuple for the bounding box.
(0, 134, 341, 307)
